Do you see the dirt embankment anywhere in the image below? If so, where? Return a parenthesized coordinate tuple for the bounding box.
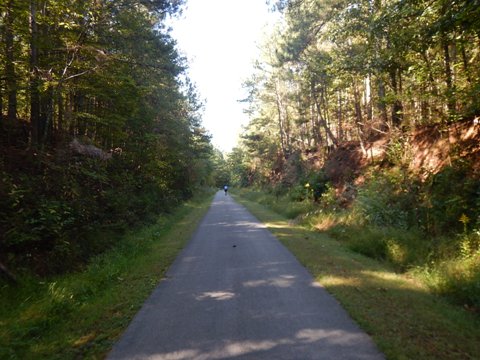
(323, 119, 480, 188)
(410, 120, 480, 175)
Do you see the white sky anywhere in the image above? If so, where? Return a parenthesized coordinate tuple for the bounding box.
(167, 0, 279, 152)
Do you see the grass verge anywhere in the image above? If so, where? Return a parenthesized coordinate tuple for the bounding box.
(0, 191, 214, 359)
(233, 192, 480, 360)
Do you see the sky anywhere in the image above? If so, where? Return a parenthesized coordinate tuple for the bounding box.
(167, 0, 280, 152)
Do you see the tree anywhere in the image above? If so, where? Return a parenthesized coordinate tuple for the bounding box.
(240, 0, 480, 188)
(0, 0, 216, 274)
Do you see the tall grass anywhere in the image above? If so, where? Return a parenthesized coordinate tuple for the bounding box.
(236, 188, 316, 219)
(234, 193, 480, 360)
(235, 174, 480, 310)
(314, 207, 480, 308)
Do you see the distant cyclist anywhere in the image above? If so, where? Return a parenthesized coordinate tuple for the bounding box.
(224, 185, 228, 195)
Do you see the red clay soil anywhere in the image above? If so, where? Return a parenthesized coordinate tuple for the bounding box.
(323, 137, 388, 186)
(409, 119, 480, 175)
(323, 119, 480, 186)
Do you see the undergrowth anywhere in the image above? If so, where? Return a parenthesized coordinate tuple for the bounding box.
(234, 161, 480, 310)
(0, 191, 214, 359)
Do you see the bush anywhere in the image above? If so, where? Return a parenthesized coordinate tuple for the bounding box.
(354, 169, 421, 229)
(423, 162, 480, 234)
(0, 146, 199, 276)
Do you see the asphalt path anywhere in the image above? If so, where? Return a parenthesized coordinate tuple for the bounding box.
(107, 192, 384, 360)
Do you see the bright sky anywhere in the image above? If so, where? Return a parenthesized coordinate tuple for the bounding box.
(168, 0, 279, 152)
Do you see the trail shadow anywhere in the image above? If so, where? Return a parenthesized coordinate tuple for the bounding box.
(107, 192, 385, 359)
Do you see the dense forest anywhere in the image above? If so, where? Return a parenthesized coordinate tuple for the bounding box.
(0, 0, 221, 276)
(230, 0, 480, 308)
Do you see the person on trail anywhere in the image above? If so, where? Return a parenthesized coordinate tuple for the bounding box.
(224, 185, 228, 195)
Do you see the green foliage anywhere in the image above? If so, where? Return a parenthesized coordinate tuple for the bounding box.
(237, 157, 480, 308)
(0, 1, 220, 275)
(235, 188, 315, 220)
(328, 224, 429, 271)
(238, 0, 480, 315)
(425, 162, 480, 234)
(0, 191, 212, 359)
(211, 149, 231, 188)
(419, 251, 480, 308)
(354, 169, 421, 229)
(350, 161, 480, 236)
(240, 0, 480, 192)
(297, 171, 330, 202)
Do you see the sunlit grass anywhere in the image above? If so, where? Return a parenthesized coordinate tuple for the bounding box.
(0, 191, 214, 359)
(233, 192, 480, 360)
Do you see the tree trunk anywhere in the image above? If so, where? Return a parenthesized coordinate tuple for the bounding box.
(274, 79, 288, 157)
(337, 90, 343, 141)
(460, 43, 472, 84)
(420, 84, 429, 123)
(353, 82, 363, 127)
(41, 85, 54, 145)
(30, 0, 41, 146)
(353, 82, 367, 155)
(377, 77, 388, 129)
(364, 74, 372, 122)
(443, 38, 456, 119)
(390, 68, 403, 127)
(313, 85, 338, 147)
(0, 78, 3, 130)
(5, 0, 17, 124)
(57, 88, 63, 134)
(310, 81, 321, 146)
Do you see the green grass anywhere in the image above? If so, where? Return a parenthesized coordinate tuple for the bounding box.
(239, 188, 316, 219)
(0, 191, 214, 359)
(232, 191, 480, 360)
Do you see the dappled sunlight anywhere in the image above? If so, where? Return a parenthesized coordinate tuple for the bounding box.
(361, 270, 402, 282)
(145, 349, 199, 360)
(180, 256, 197, 264)
(195, 291, 236, 301)
(320, 275, 359, 288)
(359, 270, 429, 293)
(140, 328, 370, 360)
(73, 332, 97, 347)
(242, 279, 267, 287)
(106, 192, 385, 360)
(265, 221, 303, 231)
(313, 216, 338, 231)
(295, 328, 361, 345)
(234, 221, 265, 229)
(243, 275, 296, 288)
(317, 268, 430, 294)
(204, 220, 265, 231)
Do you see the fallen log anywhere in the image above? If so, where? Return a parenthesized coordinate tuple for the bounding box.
(69, 138, 112, 160)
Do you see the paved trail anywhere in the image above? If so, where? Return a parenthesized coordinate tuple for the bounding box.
(107, 192, 384, 360)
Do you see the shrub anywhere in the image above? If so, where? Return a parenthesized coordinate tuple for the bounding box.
(423, 162, 480, 234)
(354, 169, 420, 229)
